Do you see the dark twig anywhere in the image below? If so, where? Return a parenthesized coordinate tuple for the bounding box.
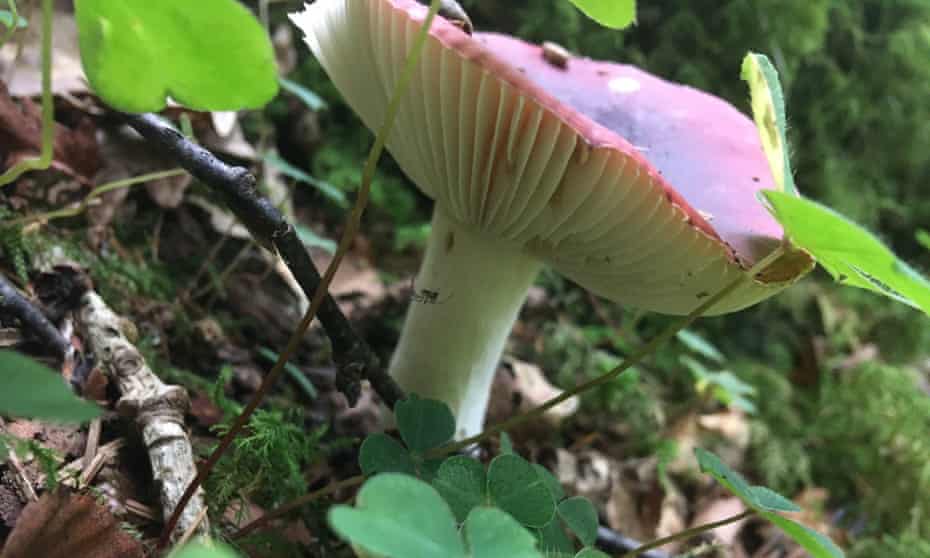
(121, 112, 404, 408)
(0, 274, 70, 358)
(597, 526, 671, 558)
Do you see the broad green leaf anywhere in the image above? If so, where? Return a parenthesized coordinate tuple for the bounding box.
(74, 0, 278, 112)
(0, 11, 27, 29)
(487, 454, 556, 528)
(763, 191, 930, 315)
(395, 395, 456, 453)
(533, 463, 565, 502)
(358, 433, 416, 476)
(566, 0, 636, 29)
(263, 152, 347, 207)
(676, 329, 726, 363)
(575, 549, 611, 558)
(558, 497, 599, 546)
(464, 507, 543, 558)
(500, 431, 515, 455)
(695, 447, 757, 507)
(741, 52, 797, 196)
(762, 512, 844, 558)
(329, 474, 467, 558)
(418, 457, 445, 482)
(172, 541, 242, 558)
(0, 351, 100, 422)
(537, 517, 575, 556)
(279, 76, 328, 111)
(432, 456, 487, 523)
(751, 486, 801, 513)
(696, 449, 844, 557)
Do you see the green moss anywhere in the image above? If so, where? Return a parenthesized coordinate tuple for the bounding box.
(811, 363, 930, 536)
(205, 369, 327, 518)
(850, 530, 930, 558)
(746, 359, 930, 538)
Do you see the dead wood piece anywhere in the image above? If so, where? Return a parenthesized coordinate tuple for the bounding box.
(75, 291, 208, 542)
(58, 439, 123, 489)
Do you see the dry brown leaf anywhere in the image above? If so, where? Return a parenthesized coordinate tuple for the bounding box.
(653, 486, 688, 555)
(187, 195, 252, 240)
(487, 359, 578, 429)
(605, 467, 649, 541)
(0, 484, 24, 529)
(698, 411, 750, 450)
(312, 249, 387, 318)
(1, 489, 143, 558)
(91, 129, 191, 218)
(190, 390, 223, 428)
(0, 82, 99, 183)
(200, 116, 258, 161)
(4, 419, 85, 461)
(690, 496, 748, 548)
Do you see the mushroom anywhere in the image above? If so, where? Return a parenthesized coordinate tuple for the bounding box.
(290, 0, 813, 437)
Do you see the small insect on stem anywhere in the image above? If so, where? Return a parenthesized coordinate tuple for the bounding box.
(409, 277, 452, 305)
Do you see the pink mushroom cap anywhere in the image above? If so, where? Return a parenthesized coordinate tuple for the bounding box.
(291, 0, 813, 314)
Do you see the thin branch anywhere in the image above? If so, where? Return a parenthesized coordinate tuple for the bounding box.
(0, 273, 70, 358)
(121, 112, 404, 408)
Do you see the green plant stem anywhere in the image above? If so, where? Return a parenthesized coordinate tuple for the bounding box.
(155, 0, 443, 550)
(0, 0, 21, 49)
(6, 169, 186, 227)
(435, 244, 789, 456)
(620, 510, 754, 558)
(232, 474, 365, 540)
(0, 0, 52, 186)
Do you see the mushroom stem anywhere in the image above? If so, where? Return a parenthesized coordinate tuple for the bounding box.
(389, 208, 542, 437)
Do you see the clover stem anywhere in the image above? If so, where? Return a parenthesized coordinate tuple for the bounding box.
(621, 510, 755, 558)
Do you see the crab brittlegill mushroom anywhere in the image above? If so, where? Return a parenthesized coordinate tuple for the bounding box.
(290, 0, 813, 437)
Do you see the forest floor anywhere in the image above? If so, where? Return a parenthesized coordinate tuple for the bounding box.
(1, 3, 928, 558)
